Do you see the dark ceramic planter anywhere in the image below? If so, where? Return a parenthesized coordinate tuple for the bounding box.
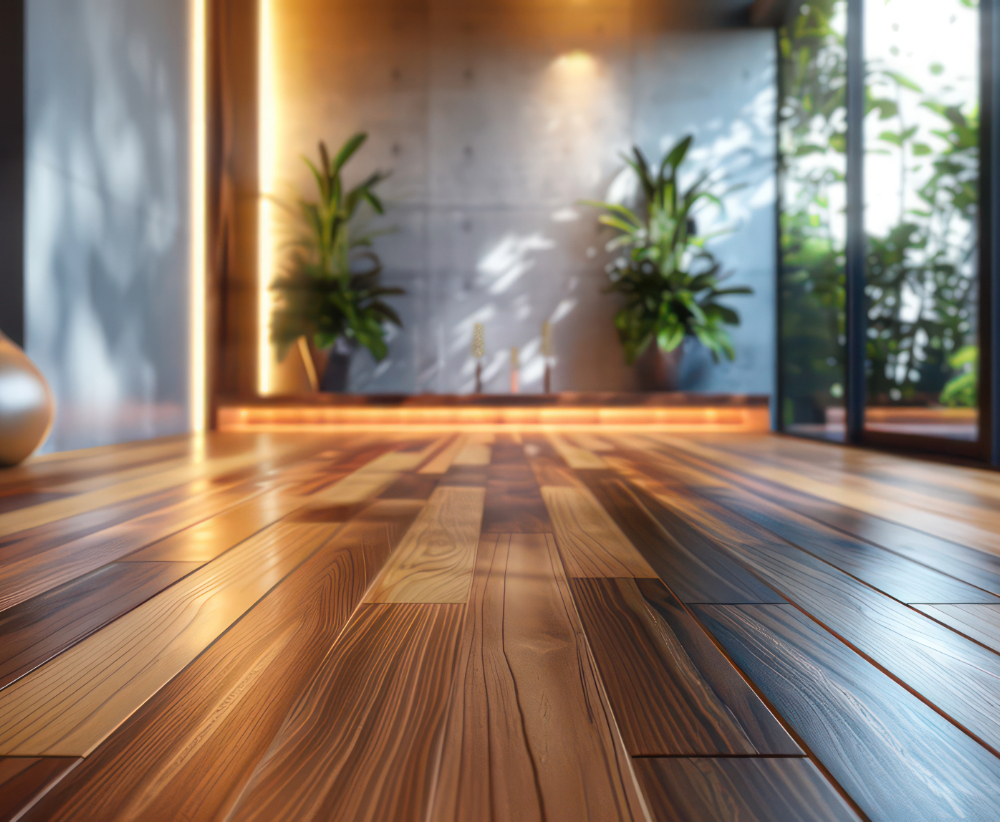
(319, 337, 355, 393)
(635, 341, 684, 392)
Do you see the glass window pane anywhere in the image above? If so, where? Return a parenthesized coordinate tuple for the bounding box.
(863, 0, 980, 441)
(778, 0, 848, 441)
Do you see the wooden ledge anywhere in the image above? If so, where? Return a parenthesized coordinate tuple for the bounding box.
(217, 394, 771, 432)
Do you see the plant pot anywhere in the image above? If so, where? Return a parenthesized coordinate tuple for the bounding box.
(319, 336, 355, 393)
(0, 331, 55, 465)
(635, 341, 684, 392)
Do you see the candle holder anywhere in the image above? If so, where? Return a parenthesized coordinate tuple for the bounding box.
(510, 347, 520, 394)
(472, 323, 485, 393)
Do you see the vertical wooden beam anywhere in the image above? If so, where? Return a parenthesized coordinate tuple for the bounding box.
(208, 0, 260, 422)
(0, 0, 24, 346)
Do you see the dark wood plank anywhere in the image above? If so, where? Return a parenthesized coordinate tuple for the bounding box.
(378, 472, 439, 500)
(481, 461, 553, 533)
(437, 465, 488, 487)
(733, 474, 1000, 599)
(588, 473, 782, 604)
(572, 577, 800, 756)
(225, 604, 464, 822)
(430, 535, 648, 821)
(0, 478, 291, 612)
(915, 605, 1000, 654)
(635, 757, 860, 822)
(647, 483, 1000, 757)
(700, 486, 1000, 604)
(0, 561, 199, 690)
(20, 500, 420, 822)
(696, 604, 1000, 822)
(0, 757, 78, 822)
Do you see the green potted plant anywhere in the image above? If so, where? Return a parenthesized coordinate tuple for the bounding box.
(271, 133, 403, 392)
(585, 135, 752, 390)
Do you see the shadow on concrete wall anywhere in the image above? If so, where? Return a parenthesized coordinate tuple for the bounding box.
(26, 0, 190, 452)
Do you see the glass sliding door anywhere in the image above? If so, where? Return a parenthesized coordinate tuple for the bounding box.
(778, 0, 849, 441)
(862, 0, 981, 442)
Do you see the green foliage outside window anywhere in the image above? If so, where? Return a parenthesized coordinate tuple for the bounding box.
(779, 0, 980, 427)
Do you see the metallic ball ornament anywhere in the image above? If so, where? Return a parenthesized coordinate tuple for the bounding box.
(0, 331, 54, 466)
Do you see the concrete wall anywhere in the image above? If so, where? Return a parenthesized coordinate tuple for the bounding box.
(269, 0, 776, 396)
(25, 0, 191, 451)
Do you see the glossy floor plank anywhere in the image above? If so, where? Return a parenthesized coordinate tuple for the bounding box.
(697, 604, 1000, 821)
(572, 577, 799, 756)
(366, 486, 485, 603)
(581, 472, 782, 604)
(0, 757, 79, 822)
(0, 561, 199, 691)
(431, 534, 648, 822)
(0, 522, 339, 756)
(7, 430, 1000, 819)
(643, 483, 1000, 757)
(699, 485, 1000, 604)
(19, 501, 417, 822)
(541, 485, 657, 578)
(635, 758, 860, 822)
(226, 604, 465, 822)
(915, 604, 1000, 654)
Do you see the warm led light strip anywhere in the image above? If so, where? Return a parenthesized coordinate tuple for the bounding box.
(257, 0, 275, 394)
(190, 0, 207, 432)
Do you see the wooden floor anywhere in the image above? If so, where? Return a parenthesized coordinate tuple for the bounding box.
(2, 430, 1000, 820)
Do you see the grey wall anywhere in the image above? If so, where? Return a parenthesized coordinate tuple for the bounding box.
(271, 0, 776, 397)
(25, 0, 190, 452)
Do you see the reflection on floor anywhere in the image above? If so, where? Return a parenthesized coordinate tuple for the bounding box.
(1, 430, 1000, 820)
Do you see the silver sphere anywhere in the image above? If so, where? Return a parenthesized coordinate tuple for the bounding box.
(0, 332, 55, 466)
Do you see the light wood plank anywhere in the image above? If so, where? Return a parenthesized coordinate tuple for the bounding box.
(430, 534, 650, 822)
(366, 486, 485, 603)
(226, 604, 465, 822)
(548, 434, 607, 469)
(541, 486, 658, 578)
(0, 522, 337, 756)
(0, 441, 303, 539)
(452, 441, 491, 466)
(21, 502, 420, 822)
(418, 436, 466, 475)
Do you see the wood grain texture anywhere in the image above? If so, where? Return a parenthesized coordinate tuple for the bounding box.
(635, 757, 860, 822)
(121, 490, 302, 562)
(366, 486, 485, 603)
(701, 486, 1000, 604)
(418, 436, 465, 475)
(572, 577, 799, 756)
(482, 462, 553, 534)
(20, 503, 417, 822)
(0, 442, 300, 539)
(582, 473, 782, 604)
(0, 757, 78, 822)
(225, 604, 464, 822)
(651, 485, 1000, 757)
(548, 434, 607, 469)
(0, 522, 337, 756)
(453, 440, 491, 466)
(658, 434, 1000, 557)
(719, 471, 1000, 599)
(915, 604, 1000, 654)
(0, 561, 199, 691)
(542, 486, 658, 578)
(430, 534, 649, 822)
(697, 604, 1000, 822)
(0, 479, 275, 612)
